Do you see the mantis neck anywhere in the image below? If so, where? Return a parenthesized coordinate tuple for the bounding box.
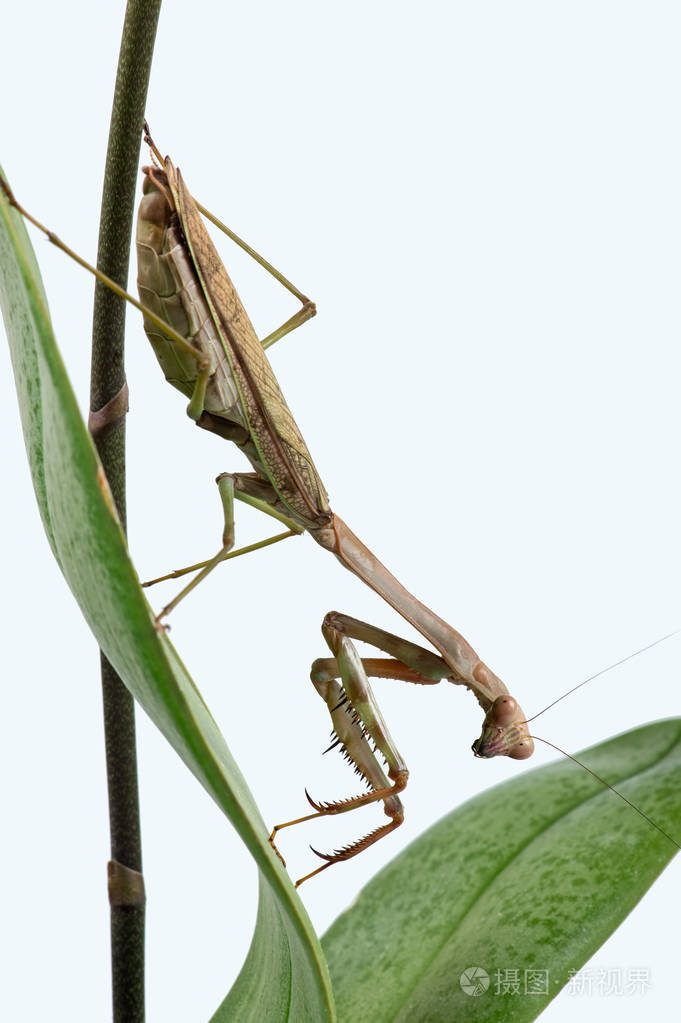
(318, 515, 507, 707)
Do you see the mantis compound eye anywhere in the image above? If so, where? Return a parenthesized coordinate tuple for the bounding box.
(491, 695, 518, 726)
(507, 737, 535, 760)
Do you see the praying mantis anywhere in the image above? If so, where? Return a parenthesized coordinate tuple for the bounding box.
(0, 130, 533, 885)
(1, 126, 677, 889)
(132, 126, 535, 884)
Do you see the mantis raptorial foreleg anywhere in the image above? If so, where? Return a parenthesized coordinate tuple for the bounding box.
(270, 612, 455, 884)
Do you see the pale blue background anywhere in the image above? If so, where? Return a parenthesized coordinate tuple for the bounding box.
(1, 2, 679, 1020)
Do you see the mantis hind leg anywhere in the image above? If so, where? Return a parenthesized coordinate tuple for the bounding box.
(193, 205, 315, 351)
(143, 121, 316, 353)
(270, 612, 454, 886)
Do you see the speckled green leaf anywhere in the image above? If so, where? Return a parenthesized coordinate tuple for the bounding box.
(0, 170, 334, 1023)
(323, 720, 681, 1022)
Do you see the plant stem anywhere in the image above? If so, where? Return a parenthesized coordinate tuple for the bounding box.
(89, 2, 161, 1021)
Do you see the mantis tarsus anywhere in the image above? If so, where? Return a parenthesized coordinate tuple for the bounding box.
(2, 126, 676, 887)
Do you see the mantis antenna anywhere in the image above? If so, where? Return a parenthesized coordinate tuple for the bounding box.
(524, 629, 680, 724)
(528, 735, 681, 852)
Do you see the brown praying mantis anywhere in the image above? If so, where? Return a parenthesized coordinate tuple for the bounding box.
(2, 126, 676, 887)
(134, 127, 534, 886)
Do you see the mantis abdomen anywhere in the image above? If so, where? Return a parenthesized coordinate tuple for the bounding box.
(136, 163, 332, 533)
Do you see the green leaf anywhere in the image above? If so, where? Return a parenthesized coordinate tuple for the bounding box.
(323, 719, 681, 1022)
(0, 171, 334, 1022)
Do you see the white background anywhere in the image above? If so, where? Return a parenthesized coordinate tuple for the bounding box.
(1, 3, 679, 1021)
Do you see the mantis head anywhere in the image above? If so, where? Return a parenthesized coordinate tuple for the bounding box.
(471, 696, 535, 760)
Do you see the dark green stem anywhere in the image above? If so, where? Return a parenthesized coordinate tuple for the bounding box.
(89, 2, 162, 1021)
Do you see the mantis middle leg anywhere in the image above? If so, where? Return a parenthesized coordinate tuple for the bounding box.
(145, 473, 304, 620)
